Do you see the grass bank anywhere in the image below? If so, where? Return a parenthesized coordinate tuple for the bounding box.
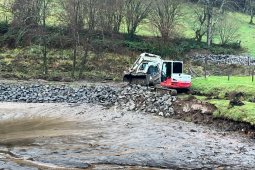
(193, 76, 255, 125)
(210, 99, 255, 125)
(0, 47, 134, 81)
(192, 76, 255, 99)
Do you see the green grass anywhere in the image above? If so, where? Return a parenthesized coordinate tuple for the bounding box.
(233, 12, 255, 56)
(210, 99, 255, 125)
(192, 76, 255, 99)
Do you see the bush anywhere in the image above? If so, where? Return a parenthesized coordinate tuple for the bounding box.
(0, 22, 9, 34)
(210, 46, 238, 55)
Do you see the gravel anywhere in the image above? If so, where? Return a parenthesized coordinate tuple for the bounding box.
(0, 84, 175, 117)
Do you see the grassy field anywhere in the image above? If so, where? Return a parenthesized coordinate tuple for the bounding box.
(193, 76, 255, 125)
(192, 76, 255, 99)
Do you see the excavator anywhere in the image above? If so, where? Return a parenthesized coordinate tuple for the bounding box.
(123, 53, 192, 95)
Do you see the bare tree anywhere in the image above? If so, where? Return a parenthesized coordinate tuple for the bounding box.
(248, 0, 255, 24)
(150, 0, 182, 41)
(97, 0, 125, 34)
(60, 0, 86, 78)
(2, 0, 52, 74)
(41, 0, 53, 75)
(82, 0, 99, 32)
(217, 13, 239, 45)
(193, 4, 207, 42)
(124, 0, 152, 39)
(112, 0, 125, 33)
(11, 0, 43, 27)
(195, 0, 234, 47)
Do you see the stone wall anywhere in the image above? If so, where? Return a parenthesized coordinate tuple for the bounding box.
(192, 55, 255, 66)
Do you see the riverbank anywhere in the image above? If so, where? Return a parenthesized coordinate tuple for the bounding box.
(0, 102, 254, 169)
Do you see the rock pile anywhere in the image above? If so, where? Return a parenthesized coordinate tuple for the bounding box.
(0, 84, 175, 117)
(117, 85, 175, 117)
(0, 84, 119, 105)
(192, 54, 255, 66)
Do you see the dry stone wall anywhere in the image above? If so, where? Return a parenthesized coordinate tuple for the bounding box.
(192, 55, 255, 66)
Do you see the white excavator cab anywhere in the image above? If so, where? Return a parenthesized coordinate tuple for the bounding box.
(123, 53, 191, 89)
(161, 61, 191, 88)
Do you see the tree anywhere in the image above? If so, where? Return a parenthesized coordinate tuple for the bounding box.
(97, 0, 125, 34)
(112, 0, 125, 33)
(150, 0, 182, 41)
(85, 0, 98, 32)
(195, 0, 232, 47)
(5, 0, 52, 74)
(193, 4, 207, 42)
(248, 0, 255, 24)
(124, 0, 152, 39)
(60, 0, 85, 78)
(217, 13, 239, 45)
(11, 0, 43, 27)
(41, 0, 52, 75)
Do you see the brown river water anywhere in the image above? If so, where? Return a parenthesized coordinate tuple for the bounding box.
(0, 103, 255, 170)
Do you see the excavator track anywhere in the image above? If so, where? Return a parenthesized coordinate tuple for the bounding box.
(123, 75, 178, 96)
(154, 84, 178, 96)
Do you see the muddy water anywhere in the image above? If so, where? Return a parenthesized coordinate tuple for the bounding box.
(0, 103, 255, 169)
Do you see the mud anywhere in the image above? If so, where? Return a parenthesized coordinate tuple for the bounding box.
(0, 103, 255, 169)
(173, 98, 255, 134)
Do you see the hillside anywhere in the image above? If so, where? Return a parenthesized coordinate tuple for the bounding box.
(0, 0, 255, 56)
(128, 5, 255, 56)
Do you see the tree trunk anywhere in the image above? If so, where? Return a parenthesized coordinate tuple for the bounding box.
(207, 2, 213, 47)
(79, 39, 89, 79)
(128, 25, 137, 39)
(72, 41, 77, 78)
(195, 30, 203, 42)
(250, 8, 254, 24)
(72, 1, 80, 78)
(42, 0, 48, 75)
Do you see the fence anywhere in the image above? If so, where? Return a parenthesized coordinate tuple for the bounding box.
(189, 54, 255, 82)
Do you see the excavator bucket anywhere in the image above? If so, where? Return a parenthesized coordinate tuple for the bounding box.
(123, 74, 149, 86)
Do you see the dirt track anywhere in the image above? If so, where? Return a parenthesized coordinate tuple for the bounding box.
(0, 102, 255, 169)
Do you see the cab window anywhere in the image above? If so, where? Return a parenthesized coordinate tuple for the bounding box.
(139, 63, 148, 71)
(173, 62, 183, 74)
(147, 66, 159, 75)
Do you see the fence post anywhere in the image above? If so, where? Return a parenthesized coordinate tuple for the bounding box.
(228, 64, 231, 81)
(252, 68, 254, 82)
(204, 56, 207, 79)
(248, 56, 251, 76)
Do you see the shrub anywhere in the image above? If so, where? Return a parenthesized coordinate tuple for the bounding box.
(0, 22, 9, 34)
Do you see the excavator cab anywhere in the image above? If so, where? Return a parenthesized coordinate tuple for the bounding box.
(160, 61, 191, 89)
(161, 62, 172, 81)
(123, 53, 191, 89)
